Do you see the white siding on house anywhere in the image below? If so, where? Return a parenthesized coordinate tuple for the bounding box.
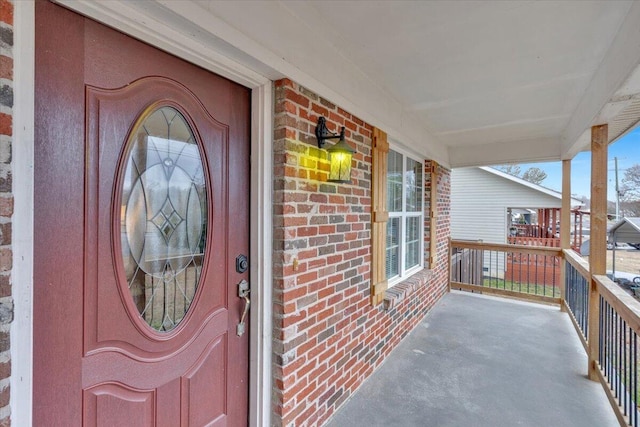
(451, 167, 563, 245)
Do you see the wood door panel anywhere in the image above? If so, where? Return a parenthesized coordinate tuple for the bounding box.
(181, 338, 228, 426)
(84, 78, 228, 357)
(156, 378, 182, 427)
(82, 17, 242, 133)
(84, 383, 156, 427)
(34, 2, 86, 424)
(82, 310, 228, 389)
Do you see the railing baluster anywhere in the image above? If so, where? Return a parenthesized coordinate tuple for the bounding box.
(518, 249, 522, 292)
(489, 248, 493, 291)
(619, 315, 623, 401)
(613, 303, 616, 396)
(609, 302, 613, 394)
(584, 273, 589, 337)
(599, 296, 603, 367)
(631, 327, 635, 426)
(625, 319, 628, 417)
(634, 332, 637, 427)
(629, 322, 632, 419)
(607, 301, 611, 385)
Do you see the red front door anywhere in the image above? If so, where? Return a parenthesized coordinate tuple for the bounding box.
(34, 1, 251, 425)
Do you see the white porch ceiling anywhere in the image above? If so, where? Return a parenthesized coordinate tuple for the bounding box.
(60, 0, 640, 168)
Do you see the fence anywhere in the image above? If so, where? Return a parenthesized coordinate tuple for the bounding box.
(450, 240, 562, 304)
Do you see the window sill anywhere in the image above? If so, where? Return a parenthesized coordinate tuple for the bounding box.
(383, 269, 433, 311)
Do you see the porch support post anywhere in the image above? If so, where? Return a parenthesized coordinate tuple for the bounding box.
(588, 124, 607, 381)
(538, 209, 543, 237)
(544, 209, 549, 237)
(559, 159, 571, 312)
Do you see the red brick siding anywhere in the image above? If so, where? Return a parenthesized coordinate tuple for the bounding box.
(272, 79, 450, 426)
(426, 161, 451, 301)
(0, 1, 11, 426)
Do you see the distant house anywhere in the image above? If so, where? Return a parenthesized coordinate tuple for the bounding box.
(451, 166, 585, 285)
(451, 167, 582, 245)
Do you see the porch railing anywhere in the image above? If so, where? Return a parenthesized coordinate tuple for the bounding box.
(450, 239, 562, 305)
(594, 275, 640, 427)
(507, 236, 560, 247)
(512, 223, 555, 238)
(451, 241, 640, 427)
(564, 250, 590, 349)
(562, 248, 640, 426)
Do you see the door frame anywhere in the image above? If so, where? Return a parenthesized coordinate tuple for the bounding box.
(12, 1, 273, 425)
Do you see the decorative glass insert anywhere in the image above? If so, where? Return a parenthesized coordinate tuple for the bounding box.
(120, 106, 207, 332)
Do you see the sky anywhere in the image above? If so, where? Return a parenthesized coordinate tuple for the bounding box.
(510, 126, 640, 202)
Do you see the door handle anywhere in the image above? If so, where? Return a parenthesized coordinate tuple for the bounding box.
(236, 279, 250, 336)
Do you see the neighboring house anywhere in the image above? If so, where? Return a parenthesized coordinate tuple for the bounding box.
(451, 167, 582, 245)
(451, 167, 583, 286)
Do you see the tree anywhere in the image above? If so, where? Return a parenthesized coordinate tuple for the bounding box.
(521, 167, 547, 185)
(621, 164, 640, 201)
(495, 164, 521, 177)
(572, 194, 589, 209)
(621, 200, 640, 217)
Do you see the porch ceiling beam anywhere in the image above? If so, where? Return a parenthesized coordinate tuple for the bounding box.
(448, 137, 560, 168)
(561, 1, 640, 159)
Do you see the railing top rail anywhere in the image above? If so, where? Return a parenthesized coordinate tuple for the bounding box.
(450, 239, 562, 257)
(594, 274, 640, 335)
(563, 249, 589, 279)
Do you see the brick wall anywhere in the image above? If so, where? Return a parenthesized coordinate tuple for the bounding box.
(272, 79, 450, 426)
(0, 1, 11, 426)
(427, 160, 451, 299)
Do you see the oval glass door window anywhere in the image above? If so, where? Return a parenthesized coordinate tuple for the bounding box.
(120, 106, 207, 332)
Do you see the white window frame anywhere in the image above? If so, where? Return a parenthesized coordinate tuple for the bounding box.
(386, 145, 425, 287)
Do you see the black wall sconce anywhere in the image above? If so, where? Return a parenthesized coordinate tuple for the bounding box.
(315, 116, 355, 183)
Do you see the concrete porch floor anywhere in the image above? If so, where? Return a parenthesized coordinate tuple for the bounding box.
(326, 291, 618, 427)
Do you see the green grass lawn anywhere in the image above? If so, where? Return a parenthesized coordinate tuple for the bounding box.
(481, 277, 561, 298)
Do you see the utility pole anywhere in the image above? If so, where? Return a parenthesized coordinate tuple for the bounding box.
(615, 156, 620, 221)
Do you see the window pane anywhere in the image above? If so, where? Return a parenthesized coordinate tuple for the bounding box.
(405, 216, 421, 269)
(405, 157, 423, 212)
(387, 150, 403, 212)
(386, 218, 400, 279)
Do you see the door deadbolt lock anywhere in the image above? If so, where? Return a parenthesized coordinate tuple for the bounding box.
(236, 254, 248, 274)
